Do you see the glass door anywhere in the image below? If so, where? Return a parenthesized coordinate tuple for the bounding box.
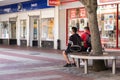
(9, 18, 17, 45)
(29, 16, 39, 46)
(9, 18, 17, 39)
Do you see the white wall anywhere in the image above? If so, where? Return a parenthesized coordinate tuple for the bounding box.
(0, 13, 17, 21)
(54, 7, 59, 49)
(59, 9, 66, 50)
(41, 8, 54, 18)
(60, 1, 84, 9)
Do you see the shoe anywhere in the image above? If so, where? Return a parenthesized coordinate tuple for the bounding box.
(63, 63, 72, 67)
(80, 62, 85, 65)
(71, 63, 76, 67)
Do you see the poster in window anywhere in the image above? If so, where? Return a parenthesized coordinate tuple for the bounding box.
(70, 9, 76, 19)
(79, 18, 88, 31)
(41, 18, 54, 40)
(104, 14, 114, 31)
(79, 8, 87, 18)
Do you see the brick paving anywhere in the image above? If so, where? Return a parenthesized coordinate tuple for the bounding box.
(0, 45, 120, 80)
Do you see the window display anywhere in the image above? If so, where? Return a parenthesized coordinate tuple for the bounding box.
(33, 19, 38, 40)
(0, 21, 9, 38)
(67, 8, 88, 37)
(20, 20, 26, 39)
(41, 18, 54, 40)
(97, 5, 117, 48)
(67, 5, 118, 48)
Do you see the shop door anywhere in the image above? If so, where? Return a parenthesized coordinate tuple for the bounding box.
(9, 20, 17, 45)
(20, 20, 27, 46)
(10, 21, 16, 39)
(29, 16, 39, 47)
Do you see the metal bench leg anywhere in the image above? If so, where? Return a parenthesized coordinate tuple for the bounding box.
(77, 59, 80, 68)
(112, 59, 116, 74)
(105, 60, 108, 67)
(84, 59, 88, 74)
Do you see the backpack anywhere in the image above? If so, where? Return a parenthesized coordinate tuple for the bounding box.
(85, 32, 91, 47)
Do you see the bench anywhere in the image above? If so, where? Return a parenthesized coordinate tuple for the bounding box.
(69, 52, 118, 74)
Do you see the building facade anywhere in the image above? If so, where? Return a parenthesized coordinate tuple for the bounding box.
(1, 0, 120, 50)
(0, 0, 60, 49)
(64, 0, 120, 49)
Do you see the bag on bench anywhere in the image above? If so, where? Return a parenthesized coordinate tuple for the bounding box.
(70, 45, 81, 52)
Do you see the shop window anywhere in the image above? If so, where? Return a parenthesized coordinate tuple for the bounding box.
(20, 20, 27, 39)
(0, 21, 9, 38)
(41, 18, 54, 40)
(67, 8, 88, 42)
(97, 4, 117, 48)
(33, 19, 38, 40)
(67, 5, 117, 48)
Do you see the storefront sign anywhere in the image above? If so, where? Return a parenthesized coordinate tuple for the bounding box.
(104, 14, 114, 31)
(79, 8, 87, 18)
(0, 0, 54, 14)
(98, 0, 120, 4)
(47, 0, 60, 6)
(70, 9, 76, 19)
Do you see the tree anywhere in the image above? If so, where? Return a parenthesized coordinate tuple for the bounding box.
(80, 0, 106, 71)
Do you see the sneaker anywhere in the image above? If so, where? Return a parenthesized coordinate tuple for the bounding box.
(71, 63, 76, 67)
(80, 62, 85, 65)
(63, 63, 72, 67)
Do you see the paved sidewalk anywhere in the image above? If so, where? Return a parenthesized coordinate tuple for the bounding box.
(0, 45, 120, 80)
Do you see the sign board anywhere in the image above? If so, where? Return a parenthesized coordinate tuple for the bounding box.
(47, 0, 60, 6)
(98, 0, 120, 4)
(0, 0, 54, 14)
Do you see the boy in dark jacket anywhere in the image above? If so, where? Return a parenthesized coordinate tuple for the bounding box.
(63, 27, 82, 67)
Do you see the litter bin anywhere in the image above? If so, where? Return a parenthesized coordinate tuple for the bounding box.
(57, 39, 61, 50)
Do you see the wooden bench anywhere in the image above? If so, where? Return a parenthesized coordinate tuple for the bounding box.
(69, 52, 117, 74)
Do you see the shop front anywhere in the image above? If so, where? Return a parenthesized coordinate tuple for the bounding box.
(0, 0, 57, 49)
(66, 0, 120, 49)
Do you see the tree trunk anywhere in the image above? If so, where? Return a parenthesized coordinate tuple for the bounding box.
(80, 0, 106, 71)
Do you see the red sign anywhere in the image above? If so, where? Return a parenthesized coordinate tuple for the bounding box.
(48, 0, 60, 6)
(79, 8, 87, 18)
(70, 9, 76, 19)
